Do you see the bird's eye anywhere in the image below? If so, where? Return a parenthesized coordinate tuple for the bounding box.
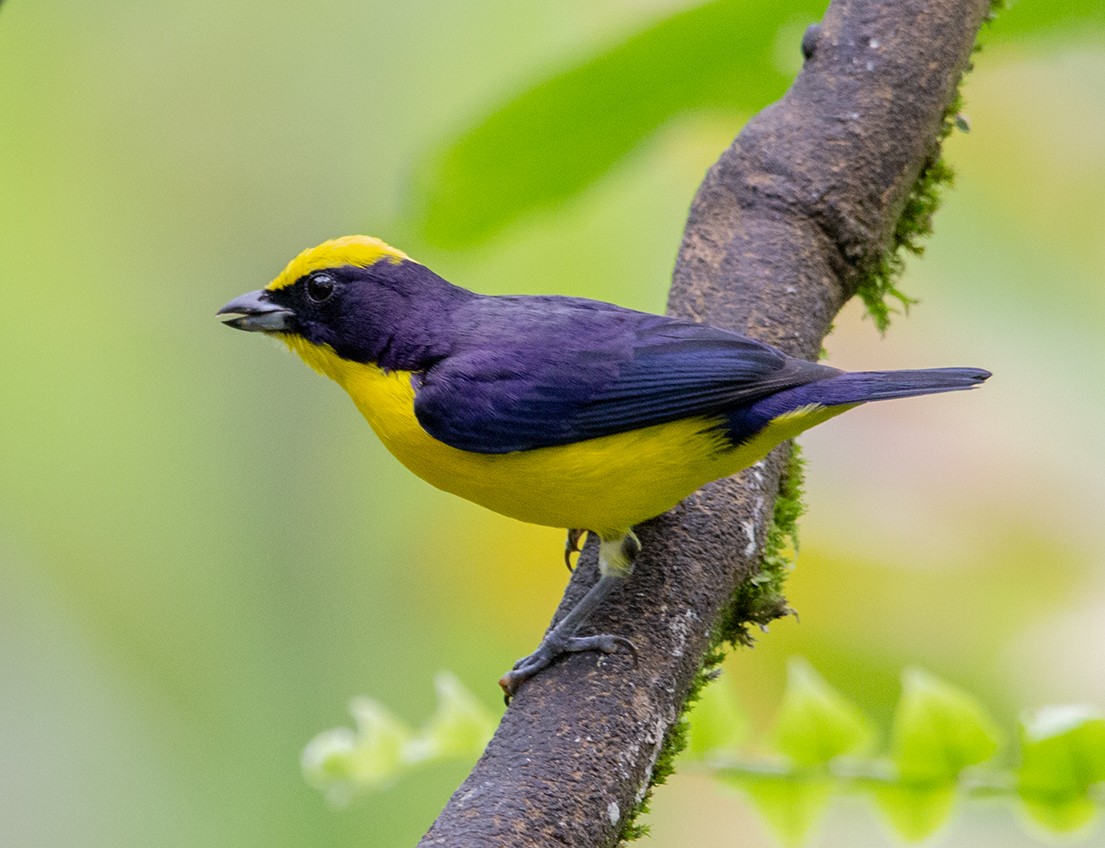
(306, 273, 336, 303)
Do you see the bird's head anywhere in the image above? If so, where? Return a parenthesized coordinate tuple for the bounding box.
(218, 236, 460, 379)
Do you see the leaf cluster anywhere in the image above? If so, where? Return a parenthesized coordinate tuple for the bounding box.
(301, 672, 496, 806)
(688, 660, 1105, 845)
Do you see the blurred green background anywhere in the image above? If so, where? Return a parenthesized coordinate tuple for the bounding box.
(1, 1, 1103, 846)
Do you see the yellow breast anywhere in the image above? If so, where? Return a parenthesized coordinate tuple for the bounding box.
(284, 336, 848, 537)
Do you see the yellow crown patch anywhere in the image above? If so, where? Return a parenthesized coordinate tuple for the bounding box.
(266, 235, 411, 291)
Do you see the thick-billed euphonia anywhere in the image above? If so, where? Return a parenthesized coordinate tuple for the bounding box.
(219, 235, 989, 695)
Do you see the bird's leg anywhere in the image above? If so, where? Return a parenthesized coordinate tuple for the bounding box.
(499, 531, 640, 701)
(563, 528, 586, 570)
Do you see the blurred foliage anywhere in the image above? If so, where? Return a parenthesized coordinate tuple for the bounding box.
(1018, 707, 1105, 833)
(312, 663, 1105, 846)
(412, 0, 1105, 249)
(302, 672, 495, 806)
(689, 661, 1105, 845)
(1, 1, 1103, 847)
(413, 0, 813, 247)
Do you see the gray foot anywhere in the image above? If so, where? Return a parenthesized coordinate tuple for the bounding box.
(499, 631, 636, 701)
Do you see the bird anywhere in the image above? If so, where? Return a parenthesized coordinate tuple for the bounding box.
(218, 235, 989, 697)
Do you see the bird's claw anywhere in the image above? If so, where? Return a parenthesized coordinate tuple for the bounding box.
(563, 528, 586, 570)
(498, 631, 637, 703)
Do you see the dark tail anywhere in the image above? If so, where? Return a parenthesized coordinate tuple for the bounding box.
(803, 367, 991, 406)
(723, 367, 989, 445)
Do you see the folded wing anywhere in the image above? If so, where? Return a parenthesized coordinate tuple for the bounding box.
(412, 297, 836, 454)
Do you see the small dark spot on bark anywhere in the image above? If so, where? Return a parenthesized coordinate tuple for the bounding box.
(802, 24, 820, 61)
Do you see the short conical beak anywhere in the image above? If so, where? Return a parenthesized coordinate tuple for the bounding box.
(217, 290, 294, 332)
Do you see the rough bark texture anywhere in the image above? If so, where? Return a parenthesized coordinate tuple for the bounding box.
(419, 1, 992, 845)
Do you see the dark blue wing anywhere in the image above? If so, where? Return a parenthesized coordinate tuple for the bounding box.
(412, 295, 835, 454)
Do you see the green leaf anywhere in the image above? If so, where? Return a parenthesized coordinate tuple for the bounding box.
(870, 668, 1002, 840)
(413, 0, 820, 246)
(872, 782, 957, 842)
(1017, 705, 1105, 833)
(411, 671, 497, 761)
(686, 674, 748, 759)
(729, 772, 833, 847)
(890, 668, 1003, 784)
(301, 673, 496, 805)
(302, 698, 415, 805)
(770, 658, 874, 766)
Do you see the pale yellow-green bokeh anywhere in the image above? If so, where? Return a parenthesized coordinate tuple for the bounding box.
(1, 2, 1102, 847)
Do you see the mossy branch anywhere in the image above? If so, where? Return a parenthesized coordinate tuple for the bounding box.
(419, 1, 996, 846)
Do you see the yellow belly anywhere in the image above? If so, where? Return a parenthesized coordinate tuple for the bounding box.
(286, 337, 848, 537)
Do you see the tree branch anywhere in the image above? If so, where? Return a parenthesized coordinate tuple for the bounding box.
(419, 0, 992, 845)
